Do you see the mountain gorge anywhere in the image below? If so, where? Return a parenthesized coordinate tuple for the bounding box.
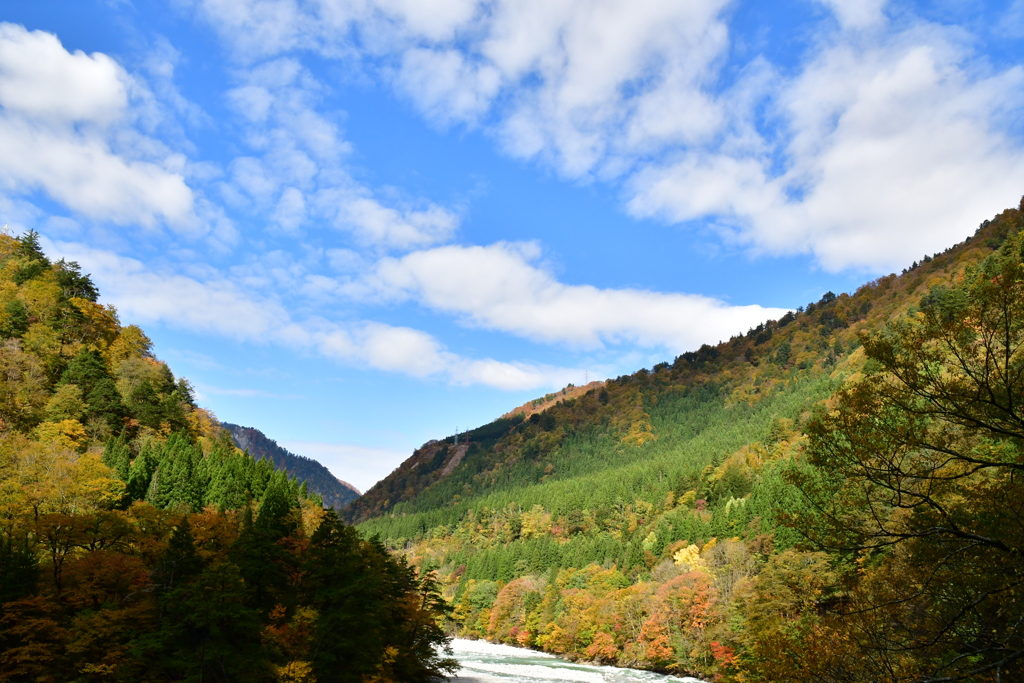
(1, 195, 1020, 683)
(223, 422, 361, 509)
(349, 199, 1024, 681)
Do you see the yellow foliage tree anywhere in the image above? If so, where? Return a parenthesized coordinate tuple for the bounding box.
(33, 419, 88, 452)
(0, 434, 124, 519)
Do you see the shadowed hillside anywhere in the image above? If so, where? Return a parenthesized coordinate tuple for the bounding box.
(223, 422, 360, 509)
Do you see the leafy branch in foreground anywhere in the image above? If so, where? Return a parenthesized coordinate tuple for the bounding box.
(796, 231, 1024, 682)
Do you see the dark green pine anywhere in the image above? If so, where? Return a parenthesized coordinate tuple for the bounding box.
(127, 441, 158, 502)
(102, 432, 132, 482)
(60, 348, 127, 431)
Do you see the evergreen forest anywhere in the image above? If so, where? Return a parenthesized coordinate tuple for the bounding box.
(349, 199, 1024, 682)
(0, 231, 454, 682)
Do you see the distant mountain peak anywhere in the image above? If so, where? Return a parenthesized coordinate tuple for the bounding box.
(221, 423, 360, 508)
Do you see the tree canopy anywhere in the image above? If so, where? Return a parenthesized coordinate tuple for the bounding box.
(794, 230, 1024, 681)
(0, 230, 454, 682)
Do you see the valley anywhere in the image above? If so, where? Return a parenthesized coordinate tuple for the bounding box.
(350, 201, 1024, 681)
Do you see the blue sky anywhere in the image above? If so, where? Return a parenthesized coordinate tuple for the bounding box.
(1, 0, 1022, 490)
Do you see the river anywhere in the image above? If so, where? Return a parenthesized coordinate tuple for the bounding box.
(447, 639, 707, 683)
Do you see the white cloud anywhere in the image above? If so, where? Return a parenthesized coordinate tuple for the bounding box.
(362, 241, 788, 351)
(54, 241, 306, 342)
(185, 1, 1024, 273)
(815, 0, 886, 29)
(143, 36, 211, 128)
(181, 0, 480, 63)
(0, 120, 194, 227)
(324, 194, 459, 249)
(272, 186, 307, 231)
(221, 56, 461, 249)
(188, 0, 733, 170)
(396, 48, 501, 125)
(349, 323, 450, 376)
(487, 0, 731, 174)
(0, 24, 126, 124)
(228, 156, 281, 205)
(51, 240, 574, 391)
(0, 24, 194, 228)
(314, 323, 579, 390)
(179, 0, 317, 60)
(627, 29, 1024, 271)
(372, 0, 479, 42)
(226, 84, 275, 122)
(326, 247, 365, 271)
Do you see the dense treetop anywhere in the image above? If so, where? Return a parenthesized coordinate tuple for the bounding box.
(0, 231, 454, 682)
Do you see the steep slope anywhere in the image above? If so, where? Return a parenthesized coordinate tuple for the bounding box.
(223, 422, 360, 509)
(348, 199, 1024, 680)
(0, 229, 326, 513)
(344, 415, 523, 522)
(0, 230, 454, 682)
(352, 208, 1022, 530)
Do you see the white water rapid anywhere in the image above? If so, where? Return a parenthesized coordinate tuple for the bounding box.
(447, 639, 707, 683)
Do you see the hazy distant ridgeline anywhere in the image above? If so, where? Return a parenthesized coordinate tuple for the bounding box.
(223, 422, 360, 509)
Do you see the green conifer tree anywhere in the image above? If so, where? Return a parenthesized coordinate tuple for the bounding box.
(59, 348, 126, 431)
(102, 432, 130, 476)
(127, 441, 158, 502)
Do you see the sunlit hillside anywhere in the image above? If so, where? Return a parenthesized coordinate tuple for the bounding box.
(349, 199, 1024, 681)
(0, 231, 453, 681)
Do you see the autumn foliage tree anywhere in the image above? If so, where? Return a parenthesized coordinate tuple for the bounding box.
(793, 231, 1024, 681)
(0, 230, 455, 682)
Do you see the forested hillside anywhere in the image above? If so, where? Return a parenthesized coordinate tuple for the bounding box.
(351, 200, 1024, 682)
(500, 380, 607, 421)
(0, 231, 453, 682)
(223, 422, 361, 509)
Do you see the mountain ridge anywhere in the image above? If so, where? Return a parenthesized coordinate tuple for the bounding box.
(345, 197, 1024, 681)
(500, 380, 607, 420)
(222, 422, 361, 509)
(349, 206, 1021, 526)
